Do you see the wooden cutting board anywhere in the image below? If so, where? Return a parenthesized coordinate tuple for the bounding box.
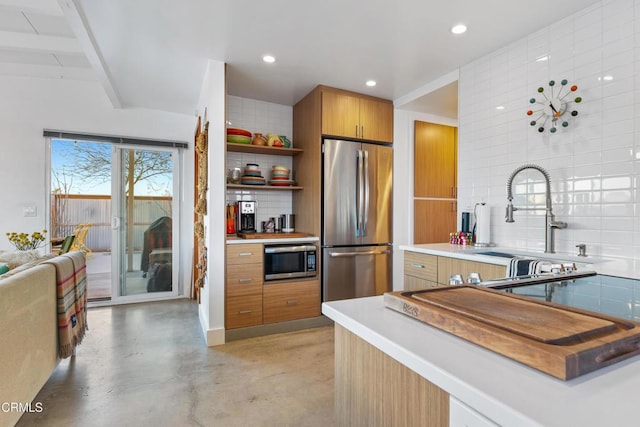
(236, 231, 314, 239)
(385, 286, 640, 380)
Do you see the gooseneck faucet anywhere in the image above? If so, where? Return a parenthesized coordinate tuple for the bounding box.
(505, 164, 567, 253)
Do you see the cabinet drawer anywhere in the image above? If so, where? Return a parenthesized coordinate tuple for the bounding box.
(263, 280, 320, 324)
(437, 257, 506, 285)
(404, 275, 441, 291)
(404, 251, 438, 282)
(226, 263, 263, 297)
(227, 243, 263, 265)
(226, 294, 262, 329)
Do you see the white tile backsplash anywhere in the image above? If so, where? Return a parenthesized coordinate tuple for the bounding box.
(227, 95, 293, 140)
(458, 0, 640, 258)
(226, 96, 294, 228)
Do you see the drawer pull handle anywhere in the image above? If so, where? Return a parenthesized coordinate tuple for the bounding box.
(238, 252, 253, 257)
(411, 263, 425, 269)
(286, 300, 298, 305)
(238, 278, 252, 283)
(238, 310, 252, 314)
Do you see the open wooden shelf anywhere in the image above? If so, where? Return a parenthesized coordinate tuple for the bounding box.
(227, 184, 303, 191)
(227, 143, 303, 156)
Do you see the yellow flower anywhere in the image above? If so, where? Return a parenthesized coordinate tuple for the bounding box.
(5, 229, 47, 251)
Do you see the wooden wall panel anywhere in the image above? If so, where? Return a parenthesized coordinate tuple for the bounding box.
(335, 325, 449, 427)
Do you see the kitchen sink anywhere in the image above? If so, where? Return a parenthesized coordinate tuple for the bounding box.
(461, 248, 603, 264)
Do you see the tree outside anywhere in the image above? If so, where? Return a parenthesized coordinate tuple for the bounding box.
(51, 139, 173, 264)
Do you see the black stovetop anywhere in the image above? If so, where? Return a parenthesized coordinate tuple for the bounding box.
(483, 272, 640, 322)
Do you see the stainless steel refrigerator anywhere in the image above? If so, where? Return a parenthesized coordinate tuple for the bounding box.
(322, 138, 393, 301)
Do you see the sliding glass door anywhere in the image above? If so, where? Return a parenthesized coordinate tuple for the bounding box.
(111, 145, 179, 300)
(49, 138, 180, 303)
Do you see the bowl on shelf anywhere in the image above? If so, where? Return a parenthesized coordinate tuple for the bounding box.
(268, 179, 295, 187)
(227, 134, 251, 144)
(227, 127, 252, 137)
(241, 176, 266, 185)
(243, 169, 262, 177)
(272, 165, 290, 173)
(245, 163, 259, 171)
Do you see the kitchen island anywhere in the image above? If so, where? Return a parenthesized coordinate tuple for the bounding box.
(322, 295, 640, 427)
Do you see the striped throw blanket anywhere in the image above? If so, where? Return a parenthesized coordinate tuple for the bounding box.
(43, 251, 88, 358)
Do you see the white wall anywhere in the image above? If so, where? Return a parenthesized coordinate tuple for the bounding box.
(458, 0, 639, 260)
(197, 60, 227, 346)
(0, 74, 195, 291)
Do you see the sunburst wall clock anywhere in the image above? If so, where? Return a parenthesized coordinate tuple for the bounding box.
(526, 79, 582, 133)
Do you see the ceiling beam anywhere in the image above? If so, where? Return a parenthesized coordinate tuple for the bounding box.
(0, 30, 81, 54)
(57, 0, 122, 108)
(0, 0, 63, 16)
(0, 62, 95, 80)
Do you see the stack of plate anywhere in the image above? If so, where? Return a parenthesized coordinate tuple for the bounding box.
(241, 163, 266, 185)
(227, 128, 252, 144)
(269, 165, 295, 186)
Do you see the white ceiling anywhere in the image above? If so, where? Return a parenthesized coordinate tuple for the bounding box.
(0, 0, 598, 118)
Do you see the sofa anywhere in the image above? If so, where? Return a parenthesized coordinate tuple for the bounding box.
(0, 261, 59, 427)
(0, 250, 87, 427)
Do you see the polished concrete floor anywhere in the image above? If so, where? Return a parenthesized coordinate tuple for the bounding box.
(17, 299, 335, 426)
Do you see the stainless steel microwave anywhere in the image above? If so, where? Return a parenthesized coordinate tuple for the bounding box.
(264, 243, 317, 281)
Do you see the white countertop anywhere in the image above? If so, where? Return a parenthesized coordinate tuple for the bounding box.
(323, 296, 640, 427)
(227, 236, 319, 244)
(400, 243, 640, 280)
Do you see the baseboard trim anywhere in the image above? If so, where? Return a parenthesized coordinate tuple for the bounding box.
(225, 316, 334, 342)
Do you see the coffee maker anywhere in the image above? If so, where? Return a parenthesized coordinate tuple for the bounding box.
(237, 201, 257, 233)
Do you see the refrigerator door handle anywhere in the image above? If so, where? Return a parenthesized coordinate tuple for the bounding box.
(363, 149, 370, 236)
(356, 149, 364, 237)
(329, 249, 391, 257)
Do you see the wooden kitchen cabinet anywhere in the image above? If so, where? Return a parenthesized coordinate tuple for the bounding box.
(414, 121, 457, 198)
(321, 88, 393, 143)
(293, 84, 393, 248)
(227, 243, 262, 265)
(226, 263, 263, 297)
(413, 121, 457, 244)
(414, 199, 456, 244)
(225, 243, 263, 329)
(263, 279, 321, 324)
(226, 242, 322, 330)
(404, 251, 440, 289)
(437, 257, 506, 285)
(403, 250, 506, 288)
(226, 294, 263, 329)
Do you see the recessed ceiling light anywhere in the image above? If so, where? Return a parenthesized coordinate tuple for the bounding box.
(450, 24, 467, 35)
(496, 106, 505, 110)
(598, 75, 613, 81)
(262, 55, 275, 63)
(366, 80, 377, 87)
(536, 55, 549, 62)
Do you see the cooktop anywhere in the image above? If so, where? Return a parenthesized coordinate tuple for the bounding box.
(483, 272, 640, 322)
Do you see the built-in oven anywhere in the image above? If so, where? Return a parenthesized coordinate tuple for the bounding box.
(264, 243, 317, 281)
